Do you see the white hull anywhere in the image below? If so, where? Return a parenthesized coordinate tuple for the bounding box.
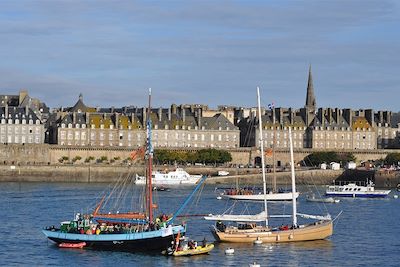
(134, 168, 202, 185)
(326, 182, 391, 198)
(222, 191, 299, 201)
(135, 178, 200, 185)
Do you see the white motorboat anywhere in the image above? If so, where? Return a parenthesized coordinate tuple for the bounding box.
(135, 168, 202, 185)
(326, 180, 391, 198)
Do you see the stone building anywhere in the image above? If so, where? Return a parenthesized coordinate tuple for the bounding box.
(52, 96, 240, 149)
(239, 66, 394, 151)
(0, 91, 46, 144)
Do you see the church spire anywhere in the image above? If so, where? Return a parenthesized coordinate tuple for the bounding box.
(305, 65, 316, 110)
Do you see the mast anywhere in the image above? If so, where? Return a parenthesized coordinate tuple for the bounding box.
(146, 88, 154, 222)
(272, 108, 277, 192)
(257, 87, 268, 226)
(288, 127, 297, 226)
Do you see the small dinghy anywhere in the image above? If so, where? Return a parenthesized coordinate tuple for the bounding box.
(164, 234, 214, 256)
(172, 243, 214, 256)
(59, 242, 86, 249)
(306, 194, 340, 203)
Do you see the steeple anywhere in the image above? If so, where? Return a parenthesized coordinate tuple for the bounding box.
(305, 65, 316, 111)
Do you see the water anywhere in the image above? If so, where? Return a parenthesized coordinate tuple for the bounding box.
(1, 182, 399, 267)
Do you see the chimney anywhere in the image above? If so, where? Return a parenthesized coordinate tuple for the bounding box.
(197, 108, 202, 128)
(365, 109, 374, 126)
(158, 107, 162, 122)
(168, 107, 171, 121)
(111, 106, 114, 113)
(289, 108, 294, 125)
(271, 108, 276, 124)
(378, 111, 383, 124)
(115, 113, 119, 129)
(73, 112, 77, 124)
(5, 96, 8, 118)
(142, 107, 147, 125)
(335, 108, 340, 123)
(85, 112, 90, 125)
(343, 109, 352, 126)
(171, 104, 177, 114)
(278, 108, 283, 125)
(182, 108, 186, 122)
(327, 108, 332, 123)
(383, 111, 390, 125)
(25, 104, 29, 116)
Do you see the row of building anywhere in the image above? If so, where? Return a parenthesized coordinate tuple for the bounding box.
(1, 68, 399, 150)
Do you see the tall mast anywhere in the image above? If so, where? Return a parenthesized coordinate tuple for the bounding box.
(289, 127, 297, 226)
(257, 87, 268, 226)
(146, 88, 154, 222)
(272, 108, 277, 192)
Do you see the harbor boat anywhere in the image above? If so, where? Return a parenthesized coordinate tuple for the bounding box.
(306, 194, 340, 203)
(164, 233, 214, 256)
(135, 168, 202, 185)
(204, 87, 334, 243)
(43, 89, 205, 252)
(222, 190, 299, 201)
(172, 243, 214, 256)
(326, 180, 391, 198)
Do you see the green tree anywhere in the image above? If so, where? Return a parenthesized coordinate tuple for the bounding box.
(384, 153, 400, 165)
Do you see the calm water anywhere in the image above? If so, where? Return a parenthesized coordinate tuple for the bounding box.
(1, 181, 399, 267)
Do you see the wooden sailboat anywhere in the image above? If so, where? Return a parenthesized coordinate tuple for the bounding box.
(221, 97, 299, 202)
(205, 87, 333, 243)
(42, 89, 206, 252)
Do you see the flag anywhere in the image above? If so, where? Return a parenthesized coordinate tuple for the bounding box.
(130, 147, 145, 160)
(265, 148, 273, 157)
(268, 102, 275, 110)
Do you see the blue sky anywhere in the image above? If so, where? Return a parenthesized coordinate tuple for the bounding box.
(0, 0, 399, 111)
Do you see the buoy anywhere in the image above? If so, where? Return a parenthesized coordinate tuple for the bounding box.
(249, 261, 261, 267)
(225, 247, 235, 255)
(217, 196, 222, 200)
(394, 195, 398, 199)
(253, 237, 263, 245)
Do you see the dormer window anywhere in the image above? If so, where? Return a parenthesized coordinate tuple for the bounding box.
(61, 123, 66, 128)
(68, 123, 72, 128)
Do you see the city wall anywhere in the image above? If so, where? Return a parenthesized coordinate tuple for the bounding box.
(0, 144, 396, 166)
(0, 144, 398, 185)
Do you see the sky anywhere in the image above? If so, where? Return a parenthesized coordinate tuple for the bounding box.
(0, 0, 399, 111)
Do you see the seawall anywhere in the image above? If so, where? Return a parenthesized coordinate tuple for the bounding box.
(0, 164, 342, 185)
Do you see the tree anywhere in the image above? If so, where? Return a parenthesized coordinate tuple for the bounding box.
(384, 153, 400, 165)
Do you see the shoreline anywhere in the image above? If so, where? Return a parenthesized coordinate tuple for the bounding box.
(0, 164, 342, 185)
(1, 165, 397, 188)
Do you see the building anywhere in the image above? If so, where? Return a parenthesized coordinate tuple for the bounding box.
(239, 66, 395, 151)
(52, 96, 240, 149)
(0, 91, 46, 144)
